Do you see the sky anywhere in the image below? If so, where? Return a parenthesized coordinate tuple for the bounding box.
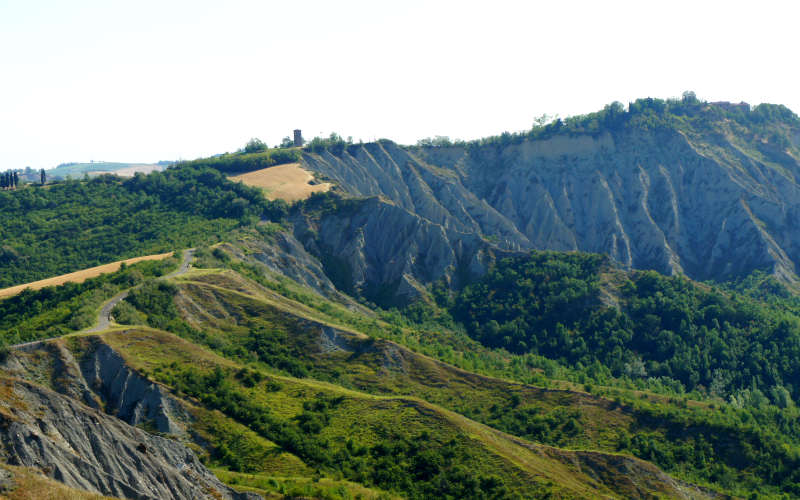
(1, 0, 798, 169)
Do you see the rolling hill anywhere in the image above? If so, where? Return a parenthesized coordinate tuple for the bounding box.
(2, 96, 800, 498)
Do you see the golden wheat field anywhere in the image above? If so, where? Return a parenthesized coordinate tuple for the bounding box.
(228, 163, 332, 202)
(0, 252, 174, 300)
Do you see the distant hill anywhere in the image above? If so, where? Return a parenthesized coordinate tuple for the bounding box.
(5, 95, 800, 499)
(47, 160, 172, 179)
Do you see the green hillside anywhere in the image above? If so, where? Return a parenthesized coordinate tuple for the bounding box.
(4, 99, 800, 498)
(0, 167, 285, 288)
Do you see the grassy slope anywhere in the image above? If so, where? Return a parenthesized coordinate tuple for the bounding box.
(164, 265, 800, 498)
(113, 262, 724, 496)
(96, 326, 691, 499)
(173, 270, 633, 450)
(0, 247, 767, 497)
(0, 465, 118, 500)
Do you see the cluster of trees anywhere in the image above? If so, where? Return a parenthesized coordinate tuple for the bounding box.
(176, 148, 300, 175)
(459, 92, 799, 154)
(0, 256, 177, 346)
(415, 136, 467, 148)
(0, 171, 19, 190)
(452, 251, 800, 404)
(241, 137, 298, 153)
(241, 138, 268, 154)
(305, 132, 353, 155)
(0, 167, 286, 288)
(159, 363, 516, 499)
(0, 169, 46, 189)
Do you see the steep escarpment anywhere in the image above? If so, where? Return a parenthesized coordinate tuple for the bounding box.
(0, 340, 259, 500)
(298, 103, 800, 301)
(292, 195, 516, 304)
(0, 375, 258, 500)
(302, 141, 530, 250)
(453, 126, 800, 282)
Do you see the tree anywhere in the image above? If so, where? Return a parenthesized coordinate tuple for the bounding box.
(13, 171, 18, 188)
(280, 136, 294, 148)
(682, 90, 699, 104)
(243, 138, 268, 154)
(40, 169, 46, 185)
(533, 113, 558, 128)
(417, 136, 453, 147)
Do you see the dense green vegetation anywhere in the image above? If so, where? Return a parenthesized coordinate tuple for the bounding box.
(0, 167, 284, 287)
(167, 367, 510, 499)
(0, 256, 178, 346)
(453, 251, 800, 404)
(123, 278, 319, 380)
(176, 148, 300, 174)
(437, 251, 800, 495)
(305, 133, 353, 155)
(154, 259, 800, 497)
(462, 93, 799, 153)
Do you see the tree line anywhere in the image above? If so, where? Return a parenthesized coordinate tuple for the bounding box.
(1, 169, 47, 189)
(0, 166, 286, 288)
(0, 171, 18, 190)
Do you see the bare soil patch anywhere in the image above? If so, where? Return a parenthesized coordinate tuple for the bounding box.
(0, 252, 173, 300)
(89, 164, 165, 178)
(229, 163, 331, 202)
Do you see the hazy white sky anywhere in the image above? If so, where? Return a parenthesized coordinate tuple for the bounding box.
(1, 0, 798, 169)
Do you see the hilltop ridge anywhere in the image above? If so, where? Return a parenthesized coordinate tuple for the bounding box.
(291, 98, 800, 304)
(3, 95, 800, 498)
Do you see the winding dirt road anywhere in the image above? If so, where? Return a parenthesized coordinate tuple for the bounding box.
(10, 248, 195, 347)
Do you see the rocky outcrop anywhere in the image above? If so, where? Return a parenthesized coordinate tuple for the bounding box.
(293, 195, 515, 304)
(298, 116, 800, 302)
(3, 339, 189, 438)
(0, 376, 259, 500)
(80, 342, 189, 436)
(225, 234, 340, 297)
(0, 339, 261, 499)
(302, 141, 530, 251)
(456, 128, 800, 282)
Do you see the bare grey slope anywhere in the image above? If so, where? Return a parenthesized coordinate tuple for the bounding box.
(299, 123, 800, 302)
(0, 340, 259, 500)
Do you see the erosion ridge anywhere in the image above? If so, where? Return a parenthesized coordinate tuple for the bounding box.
(161, 267, 724, 498)
(0, 324, 715, 500)
(297, 106, 800, 303)
(0, 372, 259, 500)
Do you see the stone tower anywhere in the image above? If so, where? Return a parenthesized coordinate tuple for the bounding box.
(293, 129, 304, 147)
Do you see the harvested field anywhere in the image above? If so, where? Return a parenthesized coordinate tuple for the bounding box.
(229, 163, 332, 202)
(89, 163, 165, 177)
(0, 252, 173, 300)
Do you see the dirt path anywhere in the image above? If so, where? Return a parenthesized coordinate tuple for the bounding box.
(83, 290, 129, 333)
(9, 249, 195, 348)
(162, 248, 195, 279)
